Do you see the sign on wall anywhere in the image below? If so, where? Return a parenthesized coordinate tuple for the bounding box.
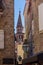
(38, 3, 43, 31)
(0, 30, 4, 49)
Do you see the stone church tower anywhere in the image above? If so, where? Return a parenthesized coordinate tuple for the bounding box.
(0, 0, 14, 65)
(16, 11, 24, 42)
(15, 11, 24, 64)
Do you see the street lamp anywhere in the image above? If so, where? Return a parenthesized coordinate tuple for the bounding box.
(23, 39, 29, 52)
(23, 44, 29, 53)
(22, 39, 29, 58)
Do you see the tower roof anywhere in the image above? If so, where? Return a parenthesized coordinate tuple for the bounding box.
(17, 11, 23, 28)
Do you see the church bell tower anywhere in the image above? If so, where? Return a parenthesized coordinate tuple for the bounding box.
(16, 11, 24, 42)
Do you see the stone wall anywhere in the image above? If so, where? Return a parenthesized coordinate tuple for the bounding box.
(0, 0, 14, 65)
(40, 32, 43, 52)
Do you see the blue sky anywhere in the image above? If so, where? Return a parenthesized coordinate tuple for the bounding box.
(15, 0, 25, 33)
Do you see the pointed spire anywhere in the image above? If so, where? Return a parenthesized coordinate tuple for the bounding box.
(17, 11, 23, 28)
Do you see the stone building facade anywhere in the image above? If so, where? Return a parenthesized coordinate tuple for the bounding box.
(0, 0, 14, 65)
(24, 0, 43, 54)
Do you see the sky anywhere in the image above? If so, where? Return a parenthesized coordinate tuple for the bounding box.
(14, 0, 25, 33)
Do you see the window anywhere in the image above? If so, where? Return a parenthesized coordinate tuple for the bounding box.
(0, 0, 5, 12)
(3, 58, 14, 64)
(0, 30, 4, 49)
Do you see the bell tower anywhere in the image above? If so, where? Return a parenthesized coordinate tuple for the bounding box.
(16, 11, 24, 42)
